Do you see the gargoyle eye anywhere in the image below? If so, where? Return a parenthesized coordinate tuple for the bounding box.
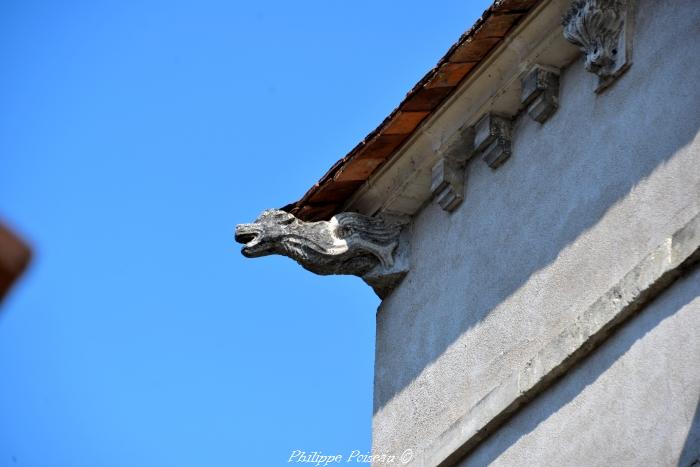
(336, 226, 351, 238)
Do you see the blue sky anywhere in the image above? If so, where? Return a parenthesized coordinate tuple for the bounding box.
(0, 1, 491, 465)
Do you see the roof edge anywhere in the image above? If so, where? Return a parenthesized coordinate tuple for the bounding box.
(286, 0, 543, 221)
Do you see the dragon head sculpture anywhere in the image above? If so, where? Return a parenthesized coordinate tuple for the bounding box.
(235, 209, 403, 279)
(563, 0, 625, 78)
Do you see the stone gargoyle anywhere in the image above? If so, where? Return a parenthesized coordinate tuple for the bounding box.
(235, 209, 408, 298)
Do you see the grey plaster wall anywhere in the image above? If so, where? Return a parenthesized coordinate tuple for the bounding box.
(457, 267, 700, 467)
(372, 0, 700, 462)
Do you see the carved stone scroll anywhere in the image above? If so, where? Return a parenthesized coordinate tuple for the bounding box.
(521, 65, 560, 123)
(235, 209, 408, 298)
(474, 113, 513, 169)
(563, 0, 634, 92)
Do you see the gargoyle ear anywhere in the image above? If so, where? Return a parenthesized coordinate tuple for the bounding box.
(268, 210, 295, 225)
(261, 209, 296, 225)
(257, 209, 293, 223)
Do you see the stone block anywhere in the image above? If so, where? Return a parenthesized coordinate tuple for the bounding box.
(431, 158, 465, 212)
(474, 113, 512, 169)
(521, 65, 560, 123)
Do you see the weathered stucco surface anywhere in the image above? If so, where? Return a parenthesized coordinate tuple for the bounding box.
(372, 0, 700, 462)
(459, 267, 700, 466)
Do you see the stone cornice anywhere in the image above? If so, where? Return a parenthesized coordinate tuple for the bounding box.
(286, 0, 544, 222)
(279, 0, 637, 224)
(344, 0, 580, 218)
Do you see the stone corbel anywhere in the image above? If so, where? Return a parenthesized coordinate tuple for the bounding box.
(521, 65, 560, 123)
(430, 125, 475, 212)
(235, 209, 408, 298)
(563, 0, 634, 93)
(431, 158, 465, 212)
(473, 113, 513, 169)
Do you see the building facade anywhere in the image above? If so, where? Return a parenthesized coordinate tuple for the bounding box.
(237, 0, 700, 464)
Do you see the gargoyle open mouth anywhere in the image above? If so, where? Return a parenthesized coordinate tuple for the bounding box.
(234, 225, 263, 256)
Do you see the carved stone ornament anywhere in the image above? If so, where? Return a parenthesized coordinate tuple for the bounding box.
(563, 0, 633, 92)
(235, 209, 408, 298)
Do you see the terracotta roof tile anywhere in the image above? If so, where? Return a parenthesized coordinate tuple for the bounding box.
(382, 111, 430, 135)
(425, 62, 477, 88)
